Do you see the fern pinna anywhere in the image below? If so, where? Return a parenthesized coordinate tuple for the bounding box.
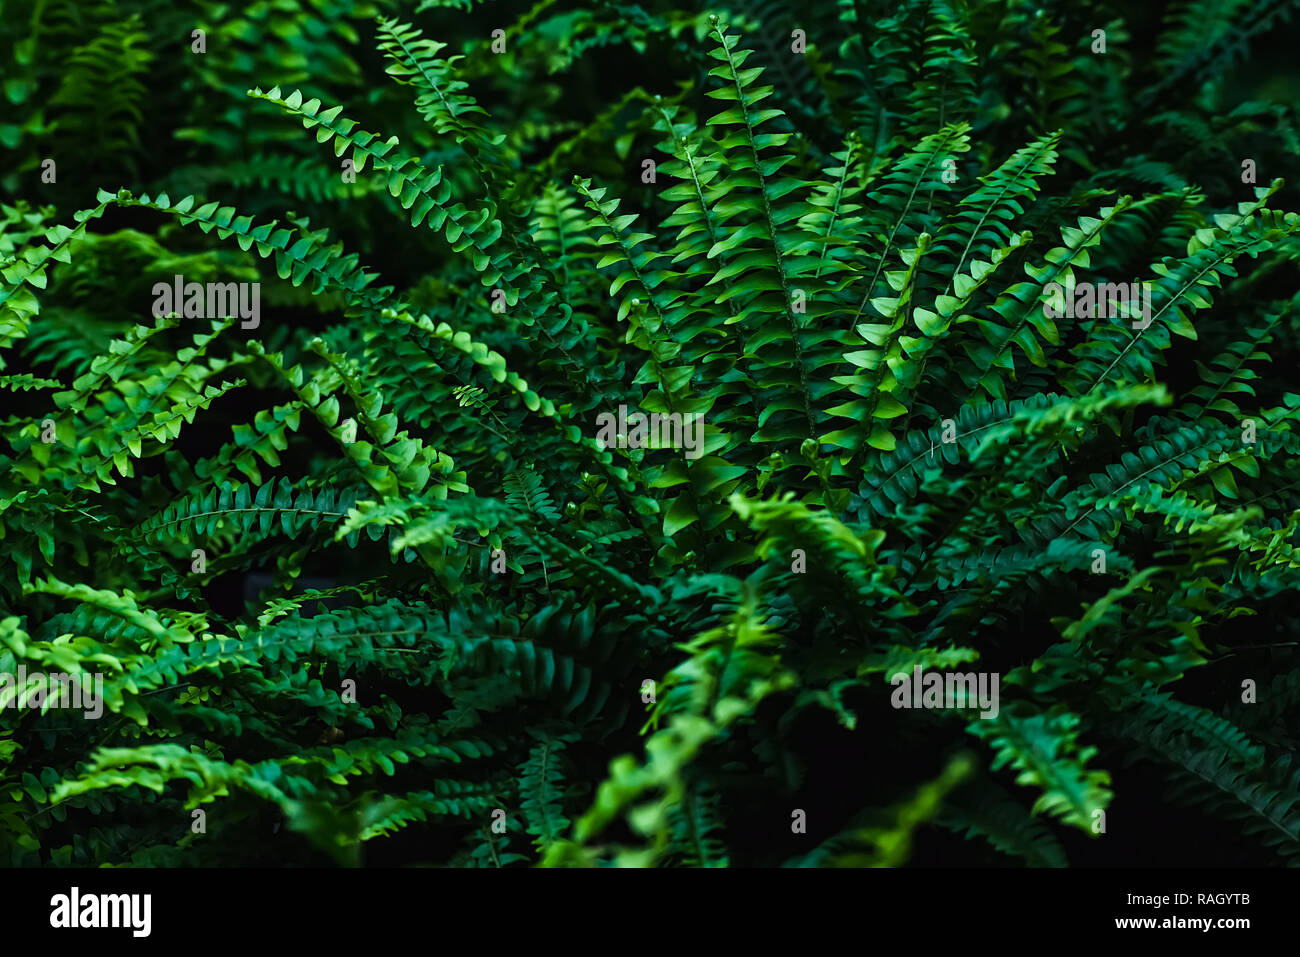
(1, 0, 1299, 868)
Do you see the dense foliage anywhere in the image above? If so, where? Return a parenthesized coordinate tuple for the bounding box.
(2, 0, 1299, 867)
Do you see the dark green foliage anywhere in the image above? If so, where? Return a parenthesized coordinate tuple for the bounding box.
(1, 0, 1299, 868)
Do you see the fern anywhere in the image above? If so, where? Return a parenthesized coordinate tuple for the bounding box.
(1, 0, 1299, 872)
